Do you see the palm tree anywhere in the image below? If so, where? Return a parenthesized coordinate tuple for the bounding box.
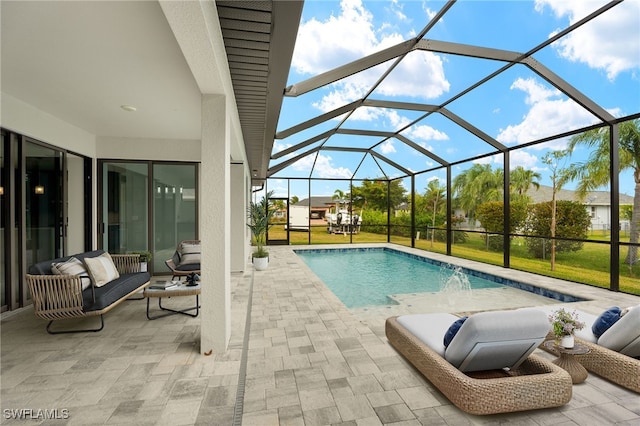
(290, 195, 299, 205)
(566, 119, 640, 265)
(510, 166, 541, 202)
(424, 179, 446, 247)
(453, 164, 502, 226)
(332, 188, 347, 214)
(247, 191, 276, 258)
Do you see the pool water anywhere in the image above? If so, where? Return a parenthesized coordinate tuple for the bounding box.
(296, 248, 503, 308)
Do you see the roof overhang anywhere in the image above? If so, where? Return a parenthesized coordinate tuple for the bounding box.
(216, 1, 303, 186)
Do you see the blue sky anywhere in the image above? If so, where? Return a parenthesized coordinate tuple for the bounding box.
(267, 0, 640, 200)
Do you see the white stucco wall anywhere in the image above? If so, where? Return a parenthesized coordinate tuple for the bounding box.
(97, 136, 200, 162)
(1, 93, 97, 156)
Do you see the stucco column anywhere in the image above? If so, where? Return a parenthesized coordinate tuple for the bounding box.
(200, 94, 230, 353)
(230, 163, 247, 272)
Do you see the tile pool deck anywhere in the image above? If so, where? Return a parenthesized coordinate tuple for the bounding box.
(1, 243, 639, 425)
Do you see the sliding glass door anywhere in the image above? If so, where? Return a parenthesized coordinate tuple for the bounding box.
(100, 162, 149, 255)
(25, 142, 64, 269)
(0, 131, 90, 313)
(153, 163, 197, 272)
(99, 161, 198, 275)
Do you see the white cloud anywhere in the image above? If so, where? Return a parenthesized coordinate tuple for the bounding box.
(272, 140, 292, 153)
(291, 152, 353, 179)
(380, 140, 396, 154)
(377, 50, 450, 98)
(422, 3, 437, 21)
(510, 150, 539, 170)
(484, 150, 539, 170)
(294, 0, 450, 114)
(404, 124, 449, 142)
(387, 0, 409, 23)
(535, 0, 640, 80)
(497, 77, 595, 146)
(385, 109, 412, 129)
(292, 0, 376, 74)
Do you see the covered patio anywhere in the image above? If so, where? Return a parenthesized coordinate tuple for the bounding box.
(2, 244, 639, 424)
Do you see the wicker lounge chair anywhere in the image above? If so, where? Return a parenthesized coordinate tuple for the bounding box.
(539, 305, 640, 393)
(165, 240, 201, 281)
(386, 309, 573, 415)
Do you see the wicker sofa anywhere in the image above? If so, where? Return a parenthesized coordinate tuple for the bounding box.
(26, 250, 150, 334)
(539, 305, 640, 393)
(386, 310, 573, 415)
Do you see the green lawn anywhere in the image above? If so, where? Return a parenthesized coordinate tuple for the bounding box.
(265, 224, 640, 296)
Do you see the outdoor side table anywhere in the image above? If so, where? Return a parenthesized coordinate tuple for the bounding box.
(543, 340, 591, 384)
(143, 282, 201, 320)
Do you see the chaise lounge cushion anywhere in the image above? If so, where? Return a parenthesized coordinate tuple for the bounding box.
(397, 313, 459, 357)
(444, 308, 550, 372)
(598, 305, 640, 357)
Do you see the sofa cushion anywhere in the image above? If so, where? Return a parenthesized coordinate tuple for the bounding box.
(51, 257, 92, 291)
(84, 252, 120, 287)
(178, 242, 200, 266)
(444, 316, 468, 348)
(175, 263, 201, 272)
(598, 305, 640, 357)
(83, 272, 150, 312)
(592, 307, 622, 338)
(29, 250, 105, 275)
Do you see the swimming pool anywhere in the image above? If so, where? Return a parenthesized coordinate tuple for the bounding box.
(295, 247, 583, 308)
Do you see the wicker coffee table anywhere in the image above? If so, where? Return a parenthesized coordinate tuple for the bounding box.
(543, 340, 591, 384)
(143, 282, 201, 320)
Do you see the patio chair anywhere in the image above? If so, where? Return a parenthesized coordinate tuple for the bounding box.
(385, 309, 573, 415)
(165, 240, 201, 281)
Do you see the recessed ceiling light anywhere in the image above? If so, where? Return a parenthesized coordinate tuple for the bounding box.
(120, 105, 137, 112)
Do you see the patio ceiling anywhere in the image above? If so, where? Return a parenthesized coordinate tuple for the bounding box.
(268, 0, 633, 182)
(1, 0, 303, 185)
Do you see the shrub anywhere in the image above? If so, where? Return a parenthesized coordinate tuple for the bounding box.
(524, 200, 591, 258)
(476, 201, 527, 251)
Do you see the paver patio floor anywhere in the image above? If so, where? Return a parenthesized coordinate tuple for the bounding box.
(2, 244, 639, 425)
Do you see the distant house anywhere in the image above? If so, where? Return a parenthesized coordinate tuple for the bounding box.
(456, 185, 633, 232)
(293, 196, 336, 220)
(527, 185, 634, 233)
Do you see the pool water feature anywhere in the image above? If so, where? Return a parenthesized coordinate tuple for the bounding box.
(439, 265, 472, 293)
(295, 247, 583, 309)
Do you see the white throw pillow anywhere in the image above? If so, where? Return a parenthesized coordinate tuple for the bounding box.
(84, 253, 120, 287)
(51, 257, 92, 291)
